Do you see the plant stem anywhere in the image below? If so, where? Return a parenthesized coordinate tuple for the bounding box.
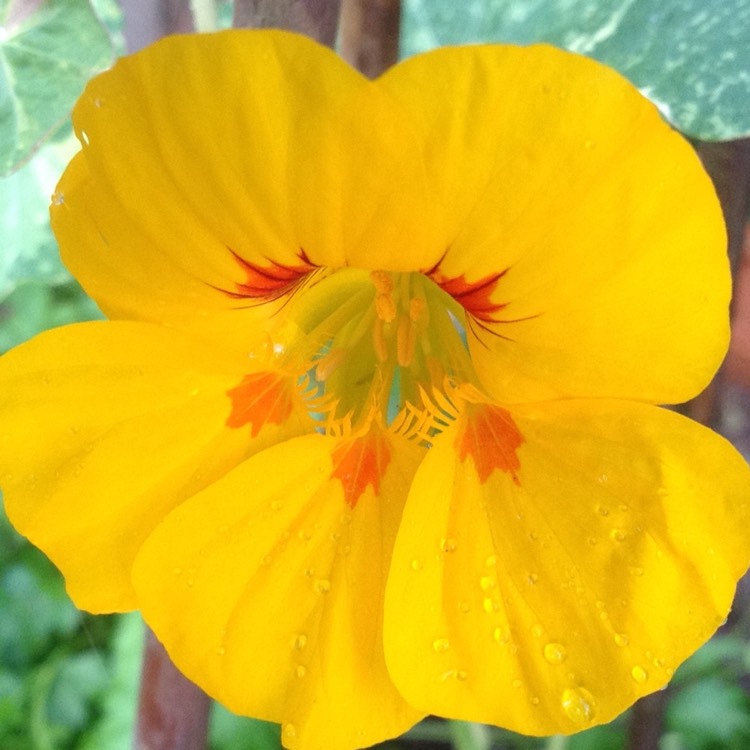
(232, 0, 342, 47)
(134, 627, 212, 750)
(339, 0, 401, 78)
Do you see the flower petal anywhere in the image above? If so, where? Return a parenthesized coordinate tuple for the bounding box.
(384, 399, 750, 734)
(0, 322, 311, 612)
(132, 432, 425, 750)
(54, 30, 443, 346)
(380, 44, 728, 403)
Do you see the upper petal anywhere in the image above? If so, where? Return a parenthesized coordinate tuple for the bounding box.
(0, 321, 313, 612)
(54, 30, 444, 347)
(133, 430, 425, 750)
(380, 44, 728, 403)
(384, 399, 750, 734)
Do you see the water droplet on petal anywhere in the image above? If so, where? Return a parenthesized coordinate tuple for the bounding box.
(216, 646, 226, 656)
(527, 573, 539, 584)
(610, 528, 627, 542)
(596, 505, 610, 516)
(52, 191, 65, 205)
(631, 665, 648, 683)
(457, 600, 471, 613)
(292, 634, 307, 651)
(530, 695, 540, 705)
(493, 627, 509, 644)
(561, 687, 597, 724)
(295, 665, 306, 678)
(629, 566, 644, 577)
(480, 575, 496, 591)
(544, 642, 567, 664)
(432, 638, 450, 653)
(410, 558, 423, 571)
(313, 578, 331, 594)
(456, 669, 468, 681)
(512, 678, 522, 689)
(531, 624, 544, 638)
(440, 537, 458, 553)
(270, 499, 283, 511)
(485, 555, 497, 567)
(614, 633, 629, 647)
(282, 724, 297, 743)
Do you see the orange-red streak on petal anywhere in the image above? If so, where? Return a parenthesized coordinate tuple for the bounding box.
(225, 371, 295, 437)
(427, 266, 509, 323)
(456, 404, 524, 484)
(225, 249, 317, 302)
(331, 430, 392, 508)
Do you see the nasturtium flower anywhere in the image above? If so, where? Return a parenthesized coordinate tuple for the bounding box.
(1, 28, 749, 750)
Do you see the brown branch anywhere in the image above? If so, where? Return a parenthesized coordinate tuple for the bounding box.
(120, 0, 194, 53)
(232, 0, 341, 47)
(134, 627, 212, 750)
(339, 0, 401, 78)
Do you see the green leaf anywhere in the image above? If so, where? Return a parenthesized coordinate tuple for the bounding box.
(78, 613, 143, 750)
(402, 0, 750, 140)
(666, 677, 750, 749)
(0, 0, 113, 175)
(209, 704, 282, 750)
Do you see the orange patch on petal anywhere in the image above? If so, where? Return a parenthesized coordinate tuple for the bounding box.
(426, 264, 508, 323)
(226, 371, 295, 436)
(222, 249, 317, 302)
(456, 403, 524, 484)
(331, 430, 392, 507)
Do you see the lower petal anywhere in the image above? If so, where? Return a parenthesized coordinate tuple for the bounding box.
(132, 432, 424, 750)
(0, 321, 308, 612)
(384, 400, 750, 734)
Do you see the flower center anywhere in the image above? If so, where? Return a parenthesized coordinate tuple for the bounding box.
(286, 268, 474, 432)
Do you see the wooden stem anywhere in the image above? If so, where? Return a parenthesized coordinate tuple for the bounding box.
(232, 0, 342, 47)
(339, 0, 401, 77)
(134, 627, 212, 750)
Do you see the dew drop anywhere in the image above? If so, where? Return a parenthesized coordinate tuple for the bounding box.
(631, 665, 648, 683)
(597, 473, 608, 485)
(527, 573, 539, 584)
(596, 505, 610, 517)
(493, 627, 509, 644)
(186, 578, 195, 588)
(292, 634, 307, 651)
(482, 597, 500, 613)
(457, 600, 471, 613)
(270, 499, 283, 511)
(587, 536, 598, 545)
(614, 633, 629, 647)
(610, 528, 627, 542)
(282, 724, 297, 743)
(456, 669, 468, 681)
(479, 575, 496, 591)
(530, 695, 540, 705)
(531, 624, 544, 638)
(544, 642, 567, 664)
(484, 555, 497, 567)
(432, 638, 451, 653)
(512, 678, 522, 689)
(216, 646, 226, 656)
(410, 558, 423, 571)
(261, 554, 272, 567)
(313, 578, 331, 594)
(51, 191, 65, 206)
(440, 537, 458, 553)
(561, 687, 597, 724)
(629, 566, 644, 577)
(295, 665, 307, 678)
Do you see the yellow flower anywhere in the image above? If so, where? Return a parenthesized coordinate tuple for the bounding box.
(1, 29, 749, 750)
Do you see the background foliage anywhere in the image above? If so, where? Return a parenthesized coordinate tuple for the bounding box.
(1, 1, 749, 748)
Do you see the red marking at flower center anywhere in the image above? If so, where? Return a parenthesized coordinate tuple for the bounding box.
(226, 371, 294, 436)
(225, 249, 316, 302)
(427, 265, 509, 323)
(456, 404, 524, 484)
(331, 430, 392, 508)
